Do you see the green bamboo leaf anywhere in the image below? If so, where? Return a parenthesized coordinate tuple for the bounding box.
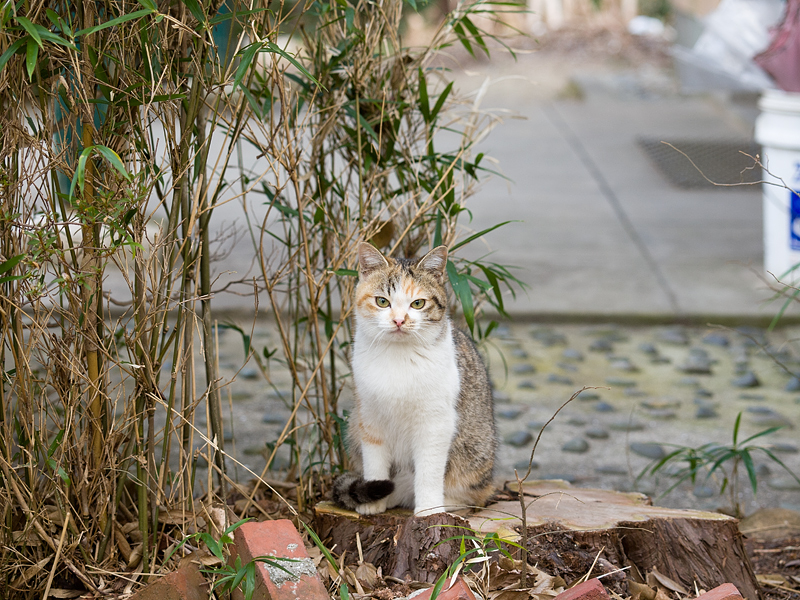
(0, 254, 24, 276)
(138, 0, 157, 10)
(94, 145, 132, 181)
(180, 0, 207, 25)
(243, 562, 256, 600)
(741, 449, 758, 494)
(209, 7, 266, 25)
(69, 146, 93, 199)
(732, 412, 742, 446)
(429, 81, 453, 124)
(450, 221, 517, 252)
(447, 261, 474, 334)
(0, 38, 27, 72)
(264, 41, 321, 89)
(340, 584, 350, 600)
(334, 268, 357, 277)
(739, 426, 783, 446)
(74, 9, 154, 37)
(231, 42, 262, 93)
(418, 68, 430, 123)
(461, 15, 489, 57)
(36, 28, 77, 50)
(16, 16, 43, 48)
(25, 37, 37, 78)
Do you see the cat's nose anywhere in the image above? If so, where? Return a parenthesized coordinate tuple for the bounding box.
(393, 317, 405, 328)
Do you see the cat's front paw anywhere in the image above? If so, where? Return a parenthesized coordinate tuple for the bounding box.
(356, 498, 388, 515)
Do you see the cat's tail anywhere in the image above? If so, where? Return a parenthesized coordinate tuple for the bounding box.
(331, 473, 394, 510)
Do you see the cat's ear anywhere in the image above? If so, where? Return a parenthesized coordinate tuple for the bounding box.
(358, 242, 389, 277)
(417, 245, 448, 279)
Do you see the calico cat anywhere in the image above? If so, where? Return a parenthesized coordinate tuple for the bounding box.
(332, 242, 497, 516)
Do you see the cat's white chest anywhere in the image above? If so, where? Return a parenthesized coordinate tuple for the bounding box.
(352, 326, 460, 423)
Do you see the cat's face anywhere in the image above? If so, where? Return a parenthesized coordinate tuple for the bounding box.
(354, 243, 449, 342)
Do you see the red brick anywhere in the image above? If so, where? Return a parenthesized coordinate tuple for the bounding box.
(409, 577, 478, 600)
(695, 584, 743, 600)
(233, 519, 329, 600)
(130, 563, 209, 600)
(554, 578, 609, 600)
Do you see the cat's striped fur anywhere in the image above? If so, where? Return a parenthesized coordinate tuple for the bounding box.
(332, 242, 497, 516)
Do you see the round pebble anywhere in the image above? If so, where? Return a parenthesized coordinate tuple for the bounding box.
(513, 363, 536, 375)
(638, 342, 658, 355)
(518, 380, 537, 389)
(768, 443, 799, 454)
(498, 407, 525, 420)
(739, 393, 766, 401)
(611, 358, 639, 372)
(547, 373, 574, 385)
(241, 367, 259, 380)
(606, 376, 636, 387)
(595, 465, 627, 475)
(695, 406, 719, 419)
(786, 377, 800, 392)
(562, 348, 585, 362)
(630, 442, 666, 460)
(504, 431, 533, 447)
(594, 401, 616, 413)
(566, 416, 588, 426)
(692, 484, 716, 498)
(646, 409, 677, 420)
(624, 388, 647, 397)
(769, 476, 800, 491)
(676, 377, 700, 387)
(562, 437, 590, 453)
(262, 413, 287, 425)
(695, 388, 713, 397)
(513, 460, 539, 472)
(578, 391, 601, 401)
(658, 328, 689, 345)
(650, 356, 672, 364)
(609, 420, 646, 432)
(527, 420, 547, 431)
(585, 427, 610, 439)
(678, 355, 713, 375)
(558, 362, 579, 372)
(494, 391, 512, 403)
(732, 372, 760, 388)
(702, 333, 730, 347)
(511, 348, 530, 359)
(589, 339, 614, 353)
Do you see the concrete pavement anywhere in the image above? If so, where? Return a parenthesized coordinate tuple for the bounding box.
(454, 51, 788, 322)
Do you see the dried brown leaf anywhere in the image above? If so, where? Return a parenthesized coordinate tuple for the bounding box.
(648, 569, 688, 596)
(47, 590, 83, 599)
(355, 562, 380, 591)
(628, 580, 656, 600)
(12, 556, 51, 588)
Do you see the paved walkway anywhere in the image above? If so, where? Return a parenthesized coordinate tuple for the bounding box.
(452, 51, 786, 322)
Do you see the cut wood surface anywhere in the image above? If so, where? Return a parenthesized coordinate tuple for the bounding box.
(315, 480, 761, 599)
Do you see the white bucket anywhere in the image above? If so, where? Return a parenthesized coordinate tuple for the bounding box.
(755, 89, 800, 281)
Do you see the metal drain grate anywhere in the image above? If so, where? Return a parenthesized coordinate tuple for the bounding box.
(637, 138, 761, 189)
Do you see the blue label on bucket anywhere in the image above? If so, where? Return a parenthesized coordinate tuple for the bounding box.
(792, 190, 800, 250)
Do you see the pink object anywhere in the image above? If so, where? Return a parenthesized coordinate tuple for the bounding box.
(695, 583, 743, 600)
(232, 519, 329, 600)
(755, 0, 800, 92)
(554, 578, 609, 600)
(129, 563, 209, 600)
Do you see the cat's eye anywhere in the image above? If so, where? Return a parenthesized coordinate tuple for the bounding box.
(410, 299, 425, 309)
(375, 297, 390, 308)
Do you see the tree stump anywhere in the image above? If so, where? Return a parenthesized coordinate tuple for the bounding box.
(314, 480, 761, 599)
